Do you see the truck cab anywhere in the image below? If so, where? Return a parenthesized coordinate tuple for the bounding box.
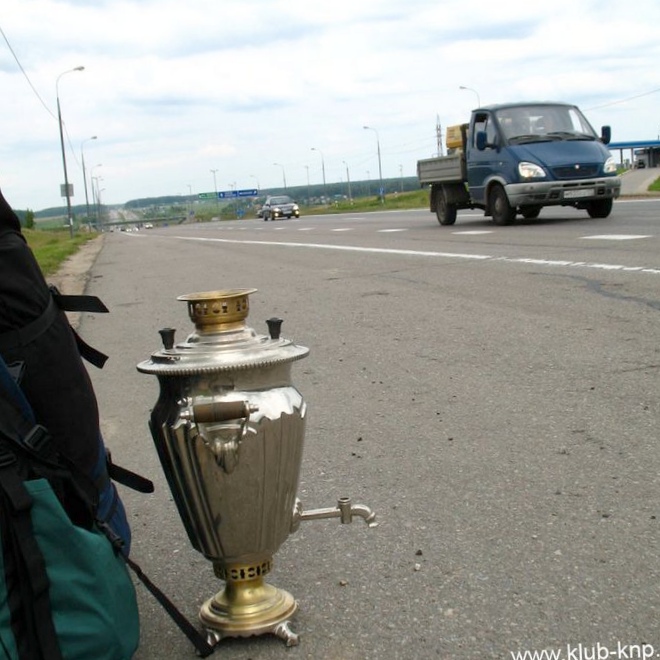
(468, 103, 619, 223)
(417, 102, 621, 225)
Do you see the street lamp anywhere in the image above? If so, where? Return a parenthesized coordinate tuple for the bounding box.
(250, 174, 260, 192)
(342, 160, 352, 202)
(305, 165, 311, 206)
(90, 164, 102, 229)
(273, 163, 287, 190)
(92, 176, 103, 230)
(310, 147, 327, 203)
(56, 65, 85, 237)
(210, 169, 219, 210)
(459, 85, 481, 108)
(363, 126, 383, 203)
(81, 135, 97, 229)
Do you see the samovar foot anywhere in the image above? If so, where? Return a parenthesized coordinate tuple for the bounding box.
(273, 620, 300, 647)
(199, 572, 299, 648)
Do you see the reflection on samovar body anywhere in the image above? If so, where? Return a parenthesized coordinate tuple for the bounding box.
(137, 289, 376, 647)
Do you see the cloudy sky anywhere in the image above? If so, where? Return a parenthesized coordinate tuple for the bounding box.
(1, 0, 659, 211)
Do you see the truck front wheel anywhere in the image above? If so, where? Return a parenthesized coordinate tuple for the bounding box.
(586, 198, 613, 219)
(435, 188, 457, 225)
(490, 184, 515, 226)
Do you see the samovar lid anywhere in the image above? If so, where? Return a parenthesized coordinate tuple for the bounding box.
(136, 289, 309, 375)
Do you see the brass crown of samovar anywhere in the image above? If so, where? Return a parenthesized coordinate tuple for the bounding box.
(137, 289, 376, 647)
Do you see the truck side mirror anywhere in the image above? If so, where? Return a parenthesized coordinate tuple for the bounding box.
(476, 131, 488, 151)
(601, 126, 611, 145)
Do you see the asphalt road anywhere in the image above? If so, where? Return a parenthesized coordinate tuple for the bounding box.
(80, 199, 660, 660)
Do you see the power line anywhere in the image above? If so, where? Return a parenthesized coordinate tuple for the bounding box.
(586, 87, 660, 111)
(0, 22, 56, 120)
(1, 23, 84, 172)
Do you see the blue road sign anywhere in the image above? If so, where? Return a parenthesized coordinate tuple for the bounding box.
(219, 189, 258, 198)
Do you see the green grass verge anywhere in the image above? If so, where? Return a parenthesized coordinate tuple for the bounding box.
(304, 189, 429, 215)
(649, 177, 660, 192)
(23, 229, 97, 276)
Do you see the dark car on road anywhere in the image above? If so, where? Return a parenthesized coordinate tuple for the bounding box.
(261, 195, 300, 221)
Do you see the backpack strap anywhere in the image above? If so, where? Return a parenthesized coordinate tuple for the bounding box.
(122, 554, 215, 658)
(0, 288, 109, 369)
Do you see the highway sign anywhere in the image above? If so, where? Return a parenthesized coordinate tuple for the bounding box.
(198, 192, 217, 199)
(219, 189, 259, 198)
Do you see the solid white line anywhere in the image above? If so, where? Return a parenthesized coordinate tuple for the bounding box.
(167, 235, 660, 276)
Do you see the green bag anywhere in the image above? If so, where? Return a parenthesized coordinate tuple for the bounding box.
(0, 478, 139, 660)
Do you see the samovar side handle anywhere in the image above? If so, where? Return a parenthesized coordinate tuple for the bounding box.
(186, 400, 258, 424)
(180, 400, 258, 474)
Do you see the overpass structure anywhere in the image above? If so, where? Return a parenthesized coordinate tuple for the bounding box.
(608, 139, 660, 168)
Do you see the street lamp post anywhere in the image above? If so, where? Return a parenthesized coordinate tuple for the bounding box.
(92, 176, 103, 230)
(273, 163, 287, 190)
(210, 169, 219, 210)
(81, 135, 97, 230)
(310, 148, 327, 203)
(459, 85, 481, 108)
(56, 65, 84, 237)
(90, 164, 102, 230)
(363, 126, 383, 203)
(305, 165, 311, 206)
(342, 160, 352, 202)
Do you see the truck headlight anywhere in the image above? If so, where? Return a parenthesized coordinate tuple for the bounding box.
(603, 156, 617, 174)
(518, 161, 546, 179)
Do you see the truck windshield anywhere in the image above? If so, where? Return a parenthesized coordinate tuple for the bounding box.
(495, 105, 598, 145)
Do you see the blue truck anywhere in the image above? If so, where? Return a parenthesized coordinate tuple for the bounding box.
(417, 102, 621, 225)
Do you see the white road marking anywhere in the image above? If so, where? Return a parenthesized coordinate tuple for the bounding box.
(378, 228, 408, 233)
(581, 234, 651, 240)
(453, 230, 494, 235)
(331, 228, 353, 232)
(167, 235, 660, 275)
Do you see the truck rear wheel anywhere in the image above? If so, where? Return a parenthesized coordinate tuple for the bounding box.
(491, 184, 515, 226)
(435, 188, 457, 225)
(586, 199, 613, 219)
(520, 205, 541, 219)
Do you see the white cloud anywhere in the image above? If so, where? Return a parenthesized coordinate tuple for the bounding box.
(1, 0, 659, 210)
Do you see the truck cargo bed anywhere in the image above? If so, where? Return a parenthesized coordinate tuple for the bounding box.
(417, 153, 465, 185)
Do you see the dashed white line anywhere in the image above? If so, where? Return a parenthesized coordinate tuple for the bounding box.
(581, 234, 651, 240)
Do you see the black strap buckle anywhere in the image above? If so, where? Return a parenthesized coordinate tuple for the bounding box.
(23, 425, 53, 456)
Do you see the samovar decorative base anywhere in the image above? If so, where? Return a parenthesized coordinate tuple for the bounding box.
(200, 560, 300, 647)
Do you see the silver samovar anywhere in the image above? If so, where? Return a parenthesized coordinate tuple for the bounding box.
(137, 289, 376, 647)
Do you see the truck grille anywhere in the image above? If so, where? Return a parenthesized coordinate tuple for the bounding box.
(552, 164, 598, 179)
